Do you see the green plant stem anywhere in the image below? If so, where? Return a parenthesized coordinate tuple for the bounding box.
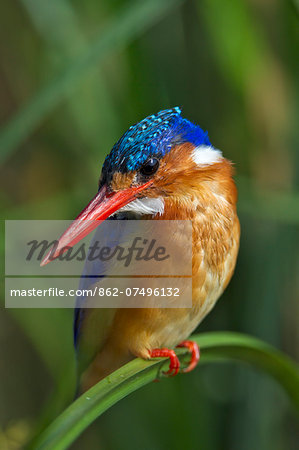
(31, 332, 299, 450)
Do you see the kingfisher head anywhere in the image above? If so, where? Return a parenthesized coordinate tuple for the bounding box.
(101, 106, 211, 184)
(42, 107, 236, 265)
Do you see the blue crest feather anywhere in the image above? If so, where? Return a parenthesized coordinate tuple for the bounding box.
(102, 107, 211, 176)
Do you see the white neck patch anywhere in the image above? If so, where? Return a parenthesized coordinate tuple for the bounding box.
(118, 197, 164, 216)
(191, 145, 222, 166)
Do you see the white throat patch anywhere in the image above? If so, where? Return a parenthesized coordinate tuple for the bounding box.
(192, 145, 222, 166)
(119, 197, 164, 216)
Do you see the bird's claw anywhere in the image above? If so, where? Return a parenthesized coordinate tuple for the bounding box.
(176, 340, 200, 372)
(149, 340, 200, 377)
(149, 348, 180, 376)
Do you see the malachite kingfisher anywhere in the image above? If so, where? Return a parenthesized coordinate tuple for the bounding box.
(42, 107, 240, 392)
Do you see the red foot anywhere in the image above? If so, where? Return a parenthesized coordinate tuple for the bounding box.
(176, 340, 200, 373)
(149, 348, 180, 376)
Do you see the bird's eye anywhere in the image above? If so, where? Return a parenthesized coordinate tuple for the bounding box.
(140, 158, 159, 176)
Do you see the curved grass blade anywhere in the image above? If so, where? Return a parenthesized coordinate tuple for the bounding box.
(31, 332, 299, 450)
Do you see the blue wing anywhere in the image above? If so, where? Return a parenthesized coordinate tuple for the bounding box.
(73, 213, 134, 375)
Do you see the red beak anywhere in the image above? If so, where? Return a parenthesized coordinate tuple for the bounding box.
(40, 180, 153, 266)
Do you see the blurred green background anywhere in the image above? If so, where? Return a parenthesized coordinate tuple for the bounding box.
(0, 0, 298, 449)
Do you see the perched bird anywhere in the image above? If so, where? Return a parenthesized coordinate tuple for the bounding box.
(42, 107, 240, 391)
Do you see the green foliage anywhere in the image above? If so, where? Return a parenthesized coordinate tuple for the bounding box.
(1, 0, 298, 449)
(31, 332, 299, 450)
(0, 0, 183, 163)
